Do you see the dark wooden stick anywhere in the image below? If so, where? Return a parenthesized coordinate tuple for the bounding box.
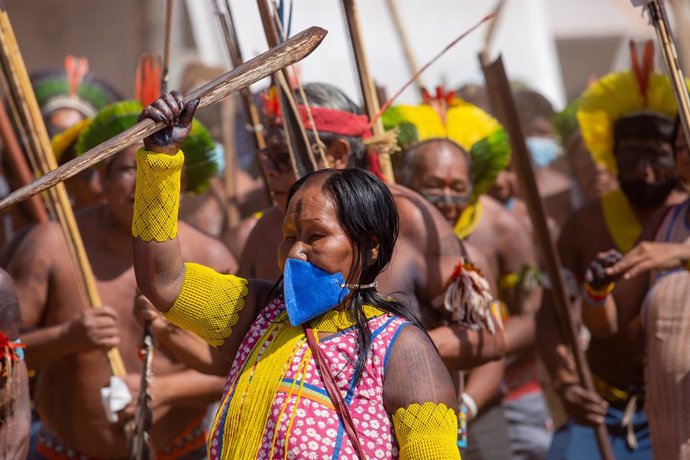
(161, 0, 174, 94)
(0, 26, 327, 211)
(211, 0, 273, 208)
(646, 1, 690, 153)
(0, 99, 48, 223)
(481, 54, 614, 460)
(384, 0, 422, 94)
(256, 0, 318, 178)
(215, 0, 267, 151)
(0, 2, 128, 376)
(341, 0, 395, 183)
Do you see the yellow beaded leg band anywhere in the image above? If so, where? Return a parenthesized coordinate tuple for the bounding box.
(132, 148, 184, 242)
(164, 263, 249, 346)
(393, 402, 460, 459)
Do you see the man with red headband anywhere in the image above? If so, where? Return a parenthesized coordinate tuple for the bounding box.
(236, 81, 503, 369)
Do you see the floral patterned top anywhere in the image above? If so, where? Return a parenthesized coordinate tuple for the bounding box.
(208, 297, 411, 459)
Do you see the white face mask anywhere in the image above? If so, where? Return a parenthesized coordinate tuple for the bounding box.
(526, 136, 563, 168)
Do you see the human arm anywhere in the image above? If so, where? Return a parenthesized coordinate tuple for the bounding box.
(132, 92, 266, 357)
(536, 293, 608, 426)
(580, 250, 622, 338)
(133, 294, 231, 376)
(384, 325, 460, 459)
(493, 202, 542, 355)
(428, 324, 505, 370)
(606, 239, 690, 280)
(120, 369, 226, 421)
(535, 217, 608, 426)
(463, 358, 505, 418)
(3, 224, 120, 368)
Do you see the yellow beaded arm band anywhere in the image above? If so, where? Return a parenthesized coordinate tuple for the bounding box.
(132, 148, 184, 242)
(164, 263, 248, 346)
(392, 402, 460, 459)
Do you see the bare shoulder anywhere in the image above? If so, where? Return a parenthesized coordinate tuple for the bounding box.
(243, 206, 283, 243)
(383, 323, 456, 413)
(179, 221, 238, 274)
(0, 268, 19, 337)
(237, 206, 284, 277)
(480, 195, 524, 235)
(2, 221, 65, 270)
(389, 184, 458, 252)
(223, 214, 261, 259)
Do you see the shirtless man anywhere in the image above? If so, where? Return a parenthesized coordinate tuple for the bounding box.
(537, 110, 685, 459)
(237, 83, 504, 370)
(4, 105, 236, 458)
(0, 268, 30, 459)
(580, 122, 690, 459)
(396, 138, 550, 459)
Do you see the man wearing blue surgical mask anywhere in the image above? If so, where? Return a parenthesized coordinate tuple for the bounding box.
(489, 87, 574, 230)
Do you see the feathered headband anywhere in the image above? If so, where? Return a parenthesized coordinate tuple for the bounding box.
(31, 56, 121, 119)
(382, 87, 511, 200)
(577, 41, 686, 174)
(73, 54, 218, 194)
(262, 86, 399, 180)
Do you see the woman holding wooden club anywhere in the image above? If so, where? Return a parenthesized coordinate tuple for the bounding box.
(132, 90, 461, 459)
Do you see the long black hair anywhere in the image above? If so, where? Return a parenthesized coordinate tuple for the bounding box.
(285, 168, 423, 385)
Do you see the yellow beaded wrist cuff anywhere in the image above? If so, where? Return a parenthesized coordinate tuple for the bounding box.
(132, 148, 184, 242)
(393, 402, 460, 459)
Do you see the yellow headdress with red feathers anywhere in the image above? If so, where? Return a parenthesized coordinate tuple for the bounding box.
(577, 41, 688, 174)
(383, 88, 511, 199)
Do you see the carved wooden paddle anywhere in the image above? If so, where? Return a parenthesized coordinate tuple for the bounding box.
(0, 26, 327, 211)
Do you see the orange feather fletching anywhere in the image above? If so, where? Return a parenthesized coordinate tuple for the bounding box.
(64, 55, 89, 98)
(135, 54, 162, 106)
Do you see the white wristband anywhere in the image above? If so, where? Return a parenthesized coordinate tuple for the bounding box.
(462, 392, 478, 420)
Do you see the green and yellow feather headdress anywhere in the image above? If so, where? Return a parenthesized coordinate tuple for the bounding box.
(72, 55, 218, 194)
(577, 41, 687, 174)
(383, 89, 511, 199)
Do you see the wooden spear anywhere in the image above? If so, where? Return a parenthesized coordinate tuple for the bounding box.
(0, 101, 48, 223)
(384, 0, 422, 94)
(0, 1, 128, 377)
(161, 0, 174, 94)
(641, 0, 690, 155)
(341, 0, 396, 183)
(0, 26, 327, 211)
(211, 0, 272, 209)
(256, 0, 318, 178)
(481, 54, 614, 460)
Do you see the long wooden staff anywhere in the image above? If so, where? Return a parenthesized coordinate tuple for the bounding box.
(0, 102, 48, 223)
(133, 2, 176, 456)
(161, 0, 174, 94)
(211, 0, 272, 207)
(256, 0, 318, 178)
(481, 54, 614, 460)
(0, 1, 127, 377)
(341, 0, 396, 183)
(0, 26, 327, 211)
(384, 0, 422, 94)
(637, 0, 690, 151)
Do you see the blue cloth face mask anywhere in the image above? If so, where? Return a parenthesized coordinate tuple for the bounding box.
(526, 136, 563, 168)
(283, 258, 350, 327)
(210, 142, 226, 175)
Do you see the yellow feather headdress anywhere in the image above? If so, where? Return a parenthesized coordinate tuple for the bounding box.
(383, 91, 510, 198)
(577, 41, 686, 174)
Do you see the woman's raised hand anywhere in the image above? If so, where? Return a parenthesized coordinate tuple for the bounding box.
(138, 90, 199, 155)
